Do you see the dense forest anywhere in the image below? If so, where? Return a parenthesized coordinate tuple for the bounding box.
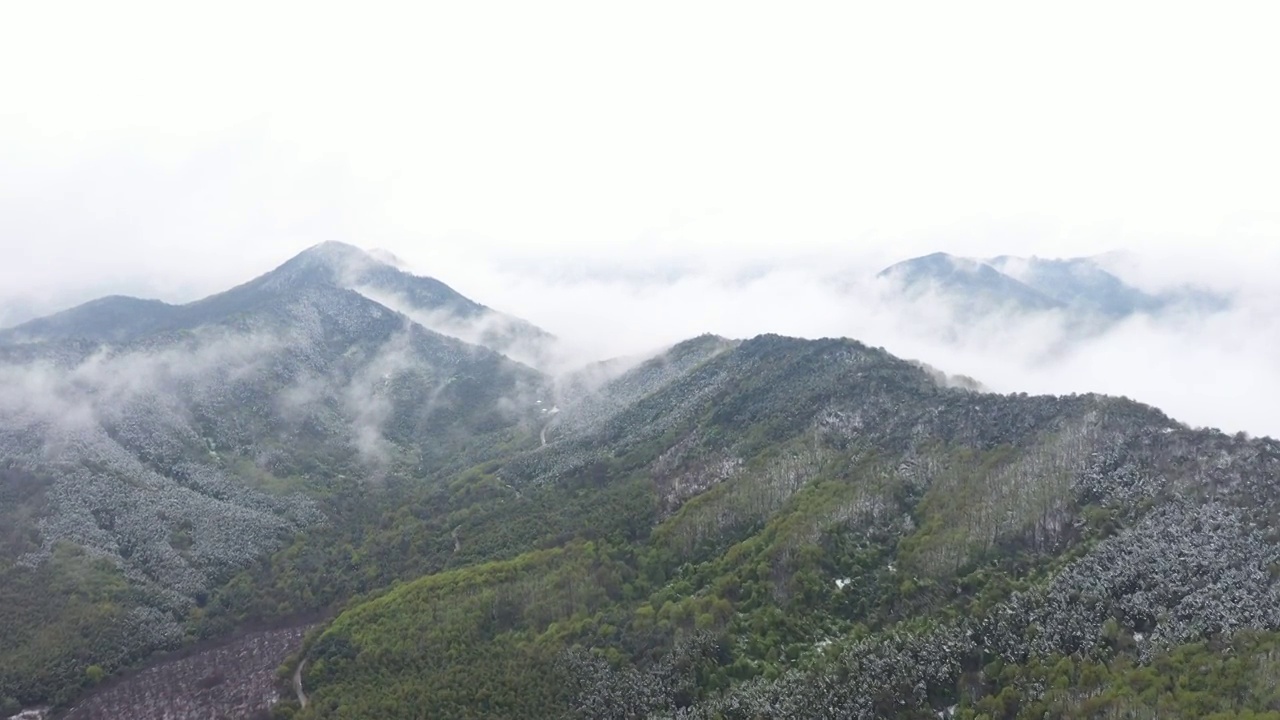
(4, 245, 1280, 719)
(263, 335, 1280, 719)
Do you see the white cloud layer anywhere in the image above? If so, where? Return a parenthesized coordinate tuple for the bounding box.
(388, 251, 1279, 440)
(1, 1, 1277, 436)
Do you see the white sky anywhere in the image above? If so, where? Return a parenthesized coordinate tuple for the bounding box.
(2, 1, 1278, 435)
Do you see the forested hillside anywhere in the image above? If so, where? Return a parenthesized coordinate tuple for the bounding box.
(284, 335, 1280, 719)
(0, 245, 552, 712)
(3, 246, 1279, 720)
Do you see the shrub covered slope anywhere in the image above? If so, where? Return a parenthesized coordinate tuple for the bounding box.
(3, 245, 1279, 719)
(291, 335, 1280, 719)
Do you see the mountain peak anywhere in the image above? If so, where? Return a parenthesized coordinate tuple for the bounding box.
(878, 252, 996, 279)
(878, 252, 1063, 313)
(297, 240, 373, 263)
(0, 242, 558, 365)
(265, 241, 381, 287)
(876, 251, 1231, 330)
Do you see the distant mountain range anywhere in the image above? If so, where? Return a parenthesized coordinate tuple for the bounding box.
(877, 252, 1229, 325)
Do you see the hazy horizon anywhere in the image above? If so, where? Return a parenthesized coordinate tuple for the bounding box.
(2, 2, 1277, 438)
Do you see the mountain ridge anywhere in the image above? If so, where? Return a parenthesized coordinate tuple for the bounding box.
(0, 242, 559, 370)
(878, 252, 1066, 313)
(286, 329, 1280, 719)
(1, 245, 1276, 720)
(0, 246, 557, 710)
(878, 251, 1229, 327)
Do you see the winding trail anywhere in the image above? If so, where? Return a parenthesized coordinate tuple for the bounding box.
(293, 660, 308, 709)
(539, 405, 562, 447)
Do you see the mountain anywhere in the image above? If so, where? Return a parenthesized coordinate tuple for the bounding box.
(0, 244, 554, 709)
(285, 333, 1280, 719)
(878, 252, 1065, 314)
(986, 255, 1166, 319)
(3, 246, 1279, 720)
(0, 241, 559, 370)
(878, 252, 1228, 327)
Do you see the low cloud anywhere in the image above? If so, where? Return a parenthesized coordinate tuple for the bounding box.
(0, 329, 287, 438)
(397, 249, 1280, 440)
(340, 330, 421, 466)
(0, 168, 1274, 443)
(353, 285, 567, 373)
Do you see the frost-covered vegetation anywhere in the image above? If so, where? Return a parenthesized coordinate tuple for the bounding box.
(271, 333, 1280, 719)
(7, 245, 1280, 718)
(0, 247, 550, 710)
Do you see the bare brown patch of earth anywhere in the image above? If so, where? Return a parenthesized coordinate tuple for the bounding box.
(58, 625, 312, 720)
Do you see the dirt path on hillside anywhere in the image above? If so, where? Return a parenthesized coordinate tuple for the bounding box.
(294, 659, 308, 709)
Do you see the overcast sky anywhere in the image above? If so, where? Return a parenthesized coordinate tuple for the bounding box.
(2, 2, 1278, 435)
